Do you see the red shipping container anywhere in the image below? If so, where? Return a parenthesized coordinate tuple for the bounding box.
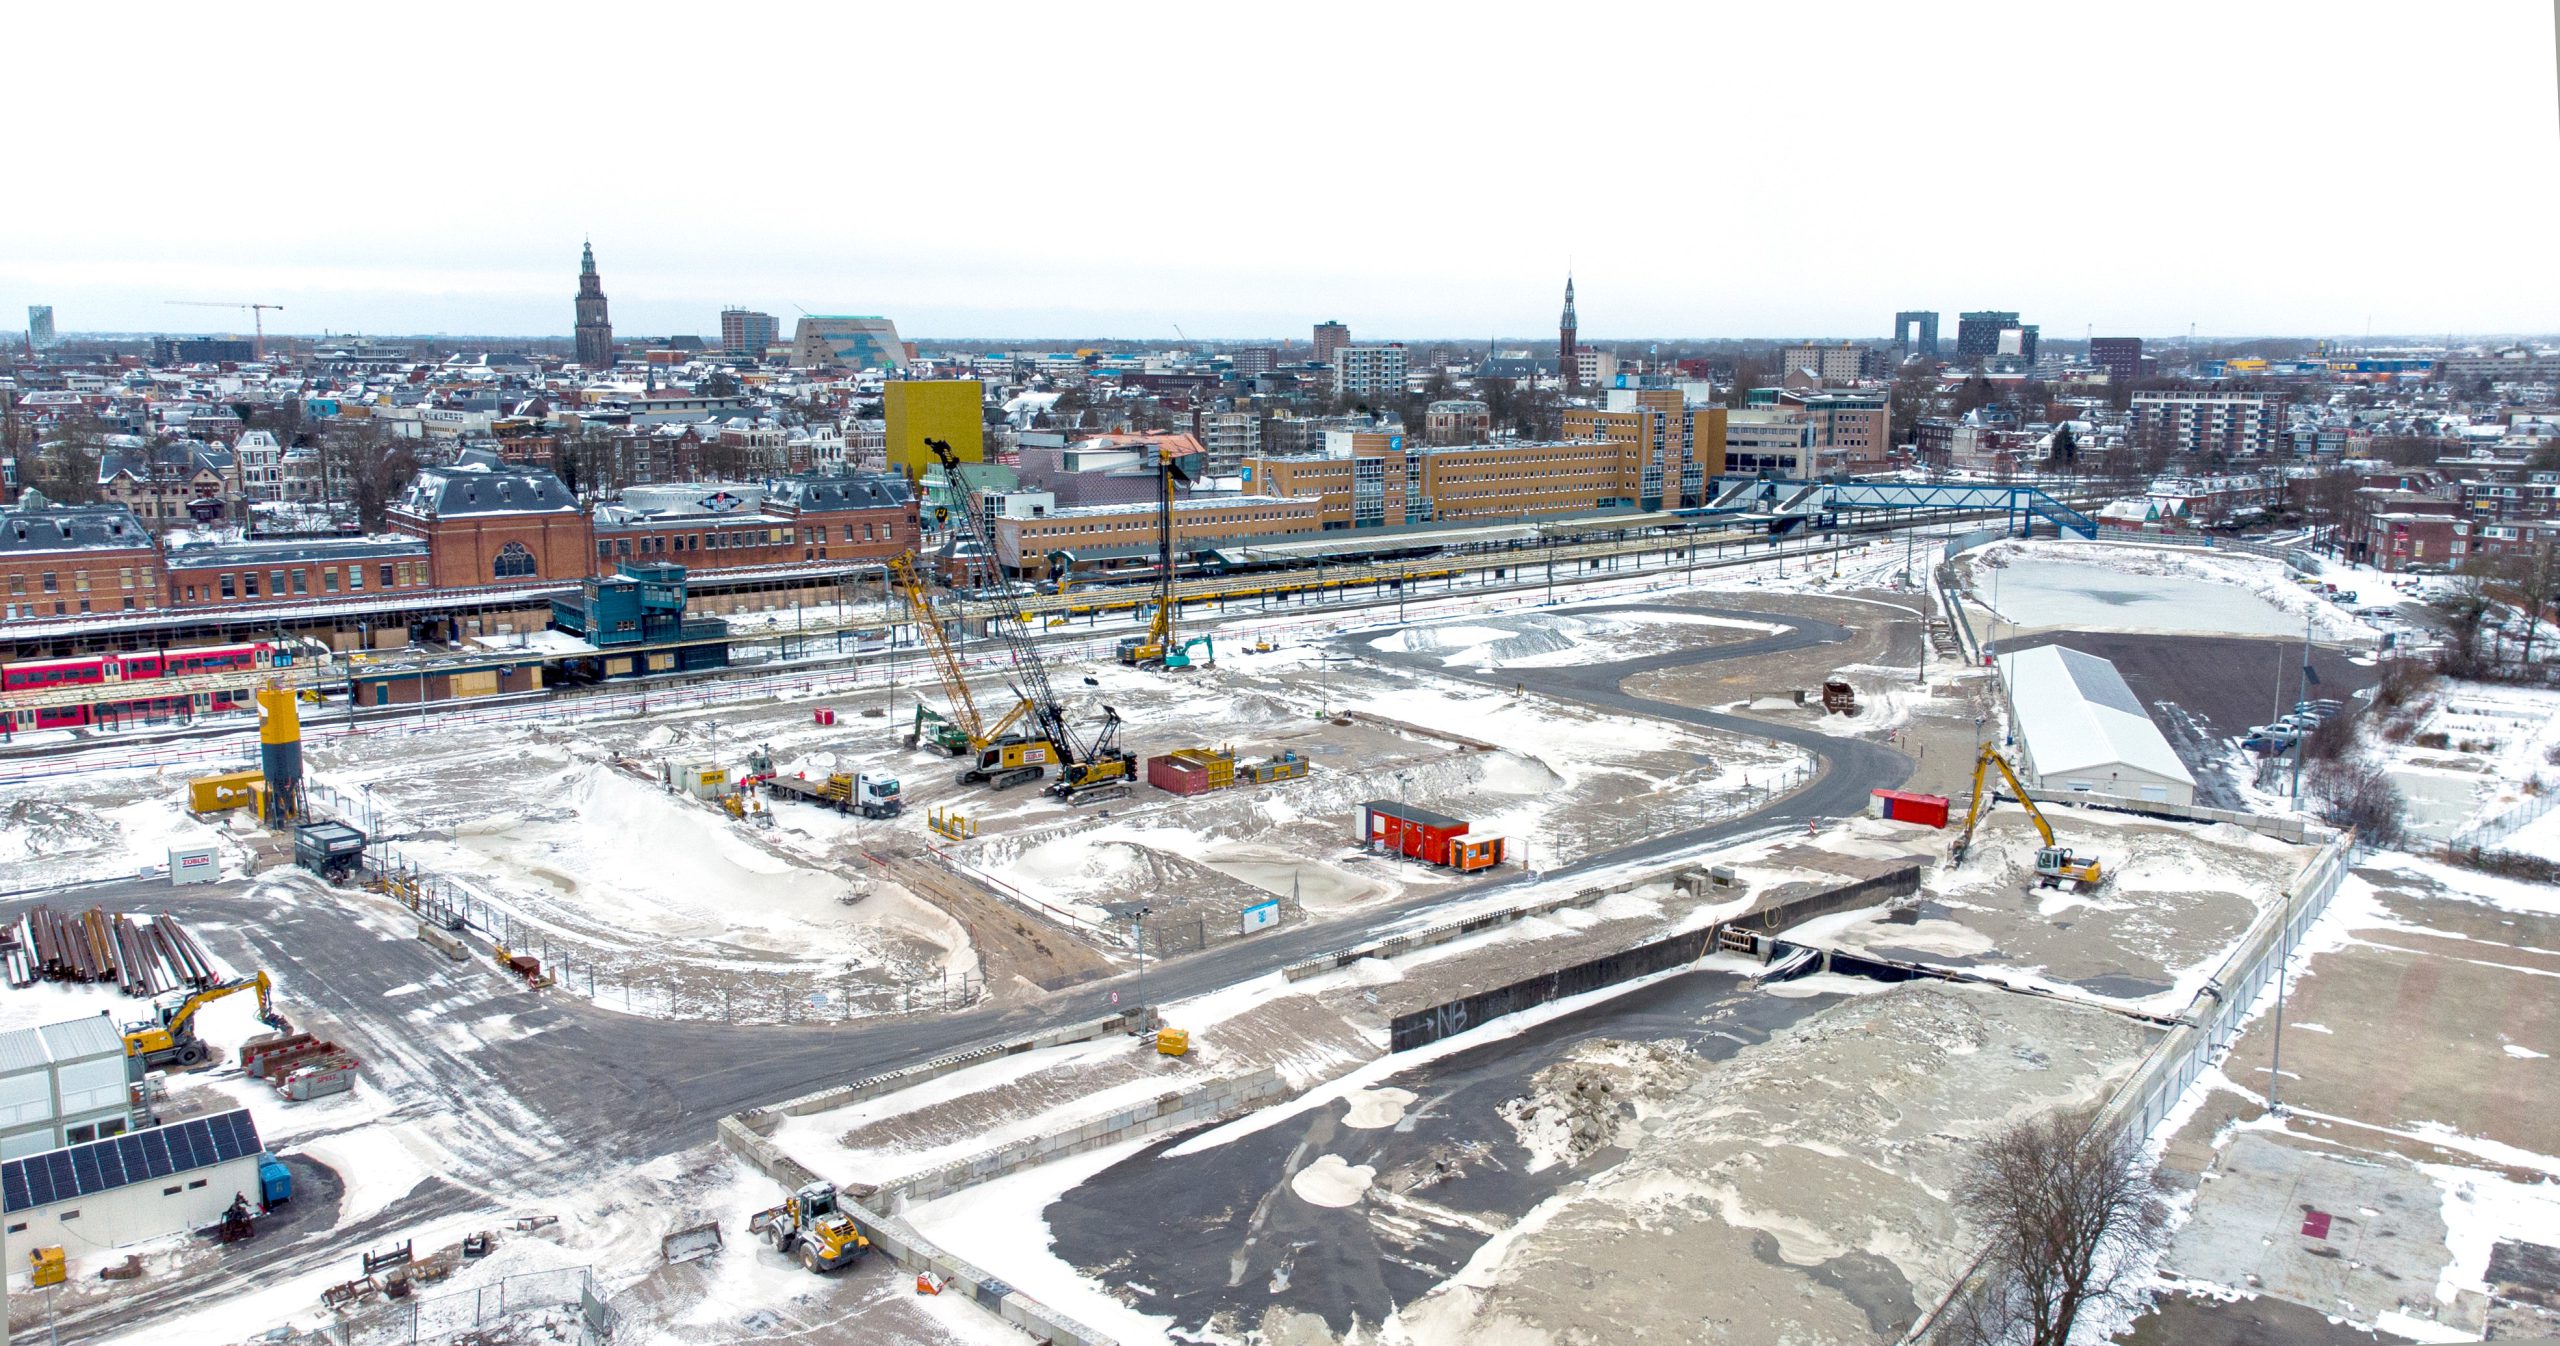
(1868, 789, 1951, 829)
(813, 708, 837, 726)
(1147, 754, 1216, 796)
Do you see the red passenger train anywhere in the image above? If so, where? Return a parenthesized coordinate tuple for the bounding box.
(1, 641, 277, 732)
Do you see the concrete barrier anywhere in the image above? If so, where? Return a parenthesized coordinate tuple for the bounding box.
(1384, 863, 1924, 1053)
(759, 1009, 1148, 1120)
(873, 1067, 1289, 1210)
(415, 923, 466, 961)
(1282, 865, 1692, 983)
(2019, 786, 2328, 846)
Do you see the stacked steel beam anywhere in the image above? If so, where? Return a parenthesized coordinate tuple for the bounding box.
(7, 906, 220, 995)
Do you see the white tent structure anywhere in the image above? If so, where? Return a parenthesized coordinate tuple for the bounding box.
(1998, 643, 2197, 806)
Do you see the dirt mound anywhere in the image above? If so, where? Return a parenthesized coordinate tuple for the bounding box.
(0, 800, 114, 861)
(1500, 1038, 1700, 1173)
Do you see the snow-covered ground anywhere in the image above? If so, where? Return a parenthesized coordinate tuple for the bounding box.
(1967, 538, 2378, 642)
(1369, 609, 1786, 670)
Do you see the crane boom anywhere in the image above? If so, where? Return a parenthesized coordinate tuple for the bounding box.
(1119, 446, 1206, 668)
(925, 438, 1133, 799)
(888, 554, 985, 741)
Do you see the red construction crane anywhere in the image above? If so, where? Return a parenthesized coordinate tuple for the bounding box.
(164, 300, 285, 362)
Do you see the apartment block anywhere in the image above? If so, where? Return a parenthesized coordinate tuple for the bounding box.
(2089, 337, 2144, 386)
(720, 308, 779, 356)
(1779, 343, 1887, 385)
(2130, 389, 2289, 457)
(1331, 343, 1408, 399)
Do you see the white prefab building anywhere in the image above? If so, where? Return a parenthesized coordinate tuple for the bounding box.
(2, 1109, 265, 1270)
(1999, 643, 2197, 806)
(0, 1015, 137, 1162)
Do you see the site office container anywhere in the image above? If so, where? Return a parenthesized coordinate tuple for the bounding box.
(1867, 788, 1951, 829)
(1355, 799, 1507, 871)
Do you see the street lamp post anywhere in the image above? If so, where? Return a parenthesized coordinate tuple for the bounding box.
(1130, 904, 1154, 1031)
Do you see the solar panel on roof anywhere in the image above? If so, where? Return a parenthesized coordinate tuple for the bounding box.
(0, 1110, 261, 1213)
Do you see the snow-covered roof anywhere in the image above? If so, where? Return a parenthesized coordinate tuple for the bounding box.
(2000, 644, 2195, 787)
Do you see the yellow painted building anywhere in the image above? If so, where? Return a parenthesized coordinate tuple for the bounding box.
(883, 381, 985, 477)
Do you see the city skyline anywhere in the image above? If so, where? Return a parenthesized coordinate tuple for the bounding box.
(4, 3, 2555, 341)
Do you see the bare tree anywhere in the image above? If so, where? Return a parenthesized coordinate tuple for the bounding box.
(1937, 1108, 2167, 1346)
(2498, 540, 2556, 664)
(2307, 755, 2408, 846)
(319, 422, 420, 530)
(21, 413, 111, 503)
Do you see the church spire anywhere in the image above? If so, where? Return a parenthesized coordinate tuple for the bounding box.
(581, 238, 597, 276)
(1559, 273, 1581, 392)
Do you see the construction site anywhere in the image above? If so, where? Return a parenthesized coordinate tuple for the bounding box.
(0, 470, 2549, 1346)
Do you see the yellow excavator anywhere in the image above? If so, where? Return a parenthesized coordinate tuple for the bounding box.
(1947, 744, 2105, 890)
(123, 971, 288, 1071)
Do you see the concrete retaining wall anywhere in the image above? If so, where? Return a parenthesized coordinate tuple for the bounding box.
(875, 1067, 1288, 1209)
(1282, 866, 1685, 983)
(2019, 785, 2327, 845)
(754, 1009, 1146, 1122)
(1387, 864, 1925, 1053)
(1724, 862, 1924, 935)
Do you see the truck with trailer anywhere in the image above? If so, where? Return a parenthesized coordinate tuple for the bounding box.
(766, 772, 903, 819)
(1355, 799, 1506, 872)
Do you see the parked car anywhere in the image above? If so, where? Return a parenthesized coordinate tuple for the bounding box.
(2248, 723, 2302, 744)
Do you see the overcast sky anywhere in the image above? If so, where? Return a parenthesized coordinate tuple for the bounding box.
(7, 2, 2555, 344)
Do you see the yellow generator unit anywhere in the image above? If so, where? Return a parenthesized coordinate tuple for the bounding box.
(188, 769, 264, 815)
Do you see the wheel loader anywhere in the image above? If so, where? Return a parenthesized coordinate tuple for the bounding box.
(748, 1181, 870, 1273)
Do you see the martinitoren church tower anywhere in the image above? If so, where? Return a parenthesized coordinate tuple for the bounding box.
(574, 240, 614, 369)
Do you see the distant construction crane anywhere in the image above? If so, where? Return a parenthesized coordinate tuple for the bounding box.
(164, 300, 285, 361)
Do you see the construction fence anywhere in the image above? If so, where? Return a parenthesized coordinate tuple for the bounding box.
(290, 1266, 609, 1346)
(2105, 830, 2355, 1139)
(1898, 832, 2359, 1345)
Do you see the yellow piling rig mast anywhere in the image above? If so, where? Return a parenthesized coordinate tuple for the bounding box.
(927, 437, 1136, 803)
(1947, 743, 2104, 889)
(887, 554, 1053, 790)
(1118, 445, 1210, 670)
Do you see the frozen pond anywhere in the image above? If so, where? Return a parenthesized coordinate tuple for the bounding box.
(1981, 556, 2303, 637)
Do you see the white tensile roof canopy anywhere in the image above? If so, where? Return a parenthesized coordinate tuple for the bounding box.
(2000, 643, 2195, 787)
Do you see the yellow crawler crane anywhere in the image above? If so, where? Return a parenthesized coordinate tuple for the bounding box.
(888, 554, 1053, 790)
